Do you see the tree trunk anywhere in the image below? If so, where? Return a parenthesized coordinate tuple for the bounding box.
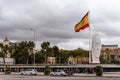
(3, 57, 5, 65)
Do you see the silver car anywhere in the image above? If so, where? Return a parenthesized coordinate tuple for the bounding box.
(20, 69, 37, 75)
(50, 70, 67, 76)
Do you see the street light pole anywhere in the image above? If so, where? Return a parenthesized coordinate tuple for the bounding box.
(30, 28, 35, 69)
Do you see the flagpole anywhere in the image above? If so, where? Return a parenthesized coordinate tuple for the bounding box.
(88, 11, 92, 63)
(89, 26, 92, 63)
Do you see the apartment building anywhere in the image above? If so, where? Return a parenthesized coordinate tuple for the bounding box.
(101, 44, 120, 62)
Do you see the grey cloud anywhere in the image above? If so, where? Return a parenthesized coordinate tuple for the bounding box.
(0, 0, 120, 49)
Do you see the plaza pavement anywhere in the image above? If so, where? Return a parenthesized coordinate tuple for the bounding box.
(0, 72, 120, 77)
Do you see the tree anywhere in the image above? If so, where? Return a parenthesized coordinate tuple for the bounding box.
(59, 49, 69, 64)
(8, 43, 17, 64)
(3, 45, 9, 58)
(0, 43, 9, 65)
(21, 47, 29, 64)
(68, 48, 89, 64)
(101, 49, 112, 64)
(4, 64, 11, 74)
(52, 46, 60, 63)
(105, 49, 111, 63)
(41, 42, 51, 64)
(95, 66, 103, 76)
(20, 41, 35, 64)
(35, 51, 44, 64)
(0, 43, 5, 64)
(12, 41, 35, 64)
(100, 54, 105, 63)
(44, 65, 51, 75)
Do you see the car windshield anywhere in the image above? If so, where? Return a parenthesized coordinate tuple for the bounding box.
(25, 69, 32, 71)
(55, 70, 64, 72)
(24, 69, 36, 71)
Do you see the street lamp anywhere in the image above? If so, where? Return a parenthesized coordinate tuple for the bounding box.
(30, 28, 36, 69)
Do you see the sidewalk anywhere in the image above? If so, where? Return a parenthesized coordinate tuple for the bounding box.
(103, 72, 120, 77)
(0, 72, 45, 75)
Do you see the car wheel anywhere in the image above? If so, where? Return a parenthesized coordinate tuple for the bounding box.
(21, 73, 23, 75)
(30, 73, 33, 75)
(61, 74, 64, 76)
(50, 73, 54, 76)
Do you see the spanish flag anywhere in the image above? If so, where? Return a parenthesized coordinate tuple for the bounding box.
(74, 12, 89, 32)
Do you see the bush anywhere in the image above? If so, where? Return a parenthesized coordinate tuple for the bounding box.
(4, 64, 11, 74)
(95, 66, 103, 76)
(44, 65, 51, 75)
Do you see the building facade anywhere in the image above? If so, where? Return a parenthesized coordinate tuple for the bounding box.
(102, 45, 118, 51)
(47, 57, 56, 64)
(101, 44, 120, 63)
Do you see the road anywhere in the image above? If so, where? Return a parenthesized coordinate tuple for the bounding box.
(0, 75, 120, 80)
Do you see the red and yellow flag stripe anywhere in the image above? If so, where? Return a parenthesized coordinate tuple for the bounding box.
(74, 12, 89, 32)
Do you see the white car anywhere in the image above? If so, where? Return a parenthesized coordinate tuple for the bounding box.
(20, 69, 37, 75)
(50, 70, 67, 76)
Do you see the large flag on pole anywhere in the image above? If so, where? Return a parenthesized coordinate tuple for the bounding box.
(74, 11, 92, 63)
(74, 12, 89, 32)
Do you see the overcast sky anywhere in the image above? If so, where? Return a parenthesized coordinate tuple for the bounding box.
(0, 0, 120, 50)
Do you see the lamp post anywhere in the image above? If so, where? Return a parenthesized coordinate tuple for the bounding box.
(30, 28, 36, 69)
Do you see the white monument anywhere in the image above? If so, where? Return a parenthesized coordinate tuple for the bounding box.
(92, 33, 101, 63)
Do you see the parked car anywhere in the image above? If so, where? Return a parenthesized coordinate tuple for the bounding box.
(20, 69, 37, 75)
(50, 69, 67, 76)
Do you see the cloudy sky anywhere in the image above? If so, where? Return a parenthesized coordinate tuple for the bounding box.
(0, 0, 120, 50)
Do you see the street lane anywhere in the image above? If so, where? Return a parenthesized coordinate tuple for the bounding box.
(0, 75, 120, 80)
